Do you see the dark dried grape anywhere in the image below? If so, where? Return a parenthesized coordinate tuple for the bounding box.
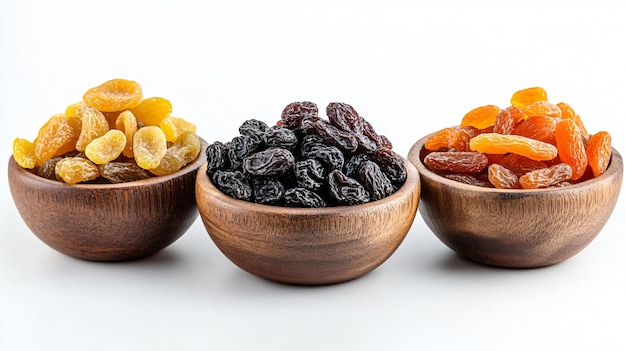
(251, 177, 285, 205)
(327, 170, 370, 205)
(99, 162, 153, 183)
(301, 144, 344, 171)
(281, 101, 319, 129)
(302, 117, 358, 153)
(300, 134, 325, 156)
(37, 156, 63, 180)
(205, 141, 229, 175)
(357, 160, 394, 201)
(443, 173, 493, 187)
(243, 148, 295, 176)
(239, 119, 268, 136)
(361, 118, 384, 147)
(264, 125, 298, 150)
(423, 151, 488, 174)
(373, 148, 407, 184)
(284, 187, 326, 208)
(344, 153, 371, 178)
(294, 159, 326, 191)
(212, 170, 252, 200)
(228, 134, 263, 170)
(327, 102, 362, 134)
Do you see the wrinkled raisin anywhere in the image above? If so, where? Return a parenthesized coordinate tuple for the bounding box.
(511, 116, 557, 145)
(281, 101, 319, 129)
(243, 148, 295, 176)
(443, 173, 492, 187)
(133, 126, 168, 170)
(228, 134, 264, 170)
(374, 148, 407, 184)
(494, 105, 523, 135)
(37, 157, 63, 180)
(424, 151, 488, 174)
(251, 178, 285, 205)
(327, 102, 362, 134)
(519, 163, 572, 189)
(344, 153, 372, 178)
(99, 161, 153, 183)
(294, 159, 326, 191)
(488, 164, 520, 189)
(239, 119, 268, 136)
(302, 117, 358, 154)
(327, 170, 370, 205)
(264, 125, 298, 150)
(301, 144, 344, 172)
(284, 187, 326, 208)
(212, 170, 252, 201)
(357, 160, 394, 201)
(55, 157, 100, 184)
(205, 141, 229, 175)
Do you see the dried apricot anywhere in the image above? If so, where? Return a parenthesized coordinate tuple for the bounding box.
(555, 118, 588, 180)
(75, 105, 110, 152)
(511, 116, 557, 145)
(133, 126, 167, 169)
(523, 101, 561, 118)
(510, 87, 548, 108)
(65, 102, 83, 118)
(129, 97, 172, 126)
(85, 129, 127, 165)
(82, 78, 143, 112)
(469, 133, 558, 161)
(149, 131, 201, 176)
(460, 105, 500, 129)
(34, 114, 82, 165)
(12, 138, 37, 169)
(586, 131, 611, 177)
(557, 102, 588, 139)
(159, 116, 197, 142)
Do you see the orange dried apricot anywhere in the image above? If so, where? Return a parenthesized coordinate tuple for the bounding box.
(469, 133, 558, 161)
(510, 87, 548, 108)
(557, 102, 588, 139)
(555, 118, 588, 180)
(511, 116, 557, 145)
(129, 97, 172, 126)
(523, 101, 561, 118)
(82, 78, 143, 112)
(34, 114, 82, 165)
(586, 131, 611, 177)
(460, 105, 500, 129)
(12, 138, 37, 169)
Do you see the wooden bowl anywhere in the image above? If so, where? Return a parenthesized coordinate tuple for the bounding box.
(7, 139, 207, 261)
(195, 158, 420, 285)
(408, 134, 623, 268)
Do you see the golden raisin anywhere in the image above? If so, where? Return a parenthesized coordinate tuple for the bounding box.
(460, 105, 500, 129)
(114, 110, 138, 158)
(510, 87, 548, 108)
(76, 105, 110, 152)
(586, 131, 611, 177)
(85, 129, 127, 165)
(65, 102, 83, 118)
(129, 97, 172, 126)
(159, 116, 197, 142)
(149, 131, 201, 176)
(133, 126, 167, 169)
(519, 163, 572, 189)
(555, 118, 588, 180)
(55, 157, 100, 184)
(12, 138, 37, 169)
(34, 114, 82, 165)
(82, 78, 143, 112)
(469, 133, 558, 161)
(493, 105, 523, 135)
(487, 164, 519, 189)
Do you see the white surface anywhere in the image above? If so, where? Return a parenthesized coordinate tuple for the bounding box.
(1, 1, 625, 350)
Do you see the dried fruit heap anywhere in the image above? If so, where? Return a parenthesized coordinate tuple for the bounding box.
(423, 87, 612, 189)
(205, 102, 406, 207)
(12, 78, 201, 184)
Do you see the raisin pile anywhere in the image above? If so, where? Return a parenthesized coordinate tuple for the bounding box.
(12, 78, 201, 184)
(422, 87, 612, 189)
(205, 102, 406, 207)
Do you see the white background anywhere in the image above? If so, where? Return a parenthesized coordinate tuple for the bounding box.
(1, 1, 625, 350)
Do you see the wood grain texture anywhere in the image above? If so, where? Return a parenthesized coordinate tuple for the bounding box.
(195, 158, 420, 285)
(7, 140, 207, 261)
(408, 134, 623, 268)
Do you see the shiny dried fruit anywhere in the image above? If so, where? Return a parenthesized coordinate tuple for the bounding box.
(159, 116, 197, 143)
(12, 138, 37, 169)
(460, 105, 500, 129)
(449, 126, 480, 152)
(373, 148, 407, 184)
(212, 170, 252, 201)
(34, 114, 82, 165)
(424, 151, 488, 174)
(511, 116, 557, 145)
(519, 163, 572, 189)
(85, 129, 127, 165)
(64, 102, 83, 118)
(470, 133, 558, 161)
(357, 160, 394, 201)
(496, 154, 548, 177)
(205, 141, 229, 175)
(443, 173, 492, 187)
(284, 187, 326, 208)
(281, 101, 319, 129)
(487, 164, 519, 189)
(493, 105, 523, 135)
(99, 161, 153, 183)
(83, 78, 143, 112)
(76, 105, 110, 152)
(586, 131, 611, 177)
(327, 102, 362, 134)
(510, 87, 548, 108)
(55, 157, 100, 184)
(243, 148, 295, 176)
(555, 118, 588, 180)
(557, 102, 588, 139)
(424, 127, 455, 151)
(523, 101, 561, 118)
(327, 170, 370, 205)
(150, 131, 201, 176)
(37, 157, 63, 180)
(133, 126, 167, 170)
(128, 97, 172, 126)
(115, 110, 138, 158)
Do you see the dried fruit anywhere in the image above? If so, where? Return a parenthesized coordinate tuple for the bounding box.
(487, 164, 519, 189)
(76, 105, 110, 152)
(424, 151, 488, 174)
(284, 187, 326, 208)
(557, 102, 588, 138)
(523, 101, 561, 118)
(12, 138, 37, 169)
(555, 118, 588, 180)
(34, 114, 82, 165)
(511, 116, 557, 145)
(243, 148, 295, 177)
(470, 133, 558, 161)
(493, 105, 523, 135)
(115, 110, 138, 158)
(149, 131, 201, 176)
(327, 170, 370, 205)
(159, 116, 196, 142)
(55, 157, 100, 184)
(85, 129, 126, 165)
(460, 105, 500, 129)
(519, 163, 572, 189)
(99, 162, 153, 183)
(83, 78, 143, 112)
(510, 87, 548, 108)
(129, 97, 172, 126)
(133, 126, 167, 170)
(586, 131, 611, 177)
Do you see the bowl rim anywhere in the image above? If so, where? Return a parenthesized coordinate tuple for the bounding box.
(196, 155, 420, 216)
(408, 131, 623, 194)
(8, 137, 208, 190)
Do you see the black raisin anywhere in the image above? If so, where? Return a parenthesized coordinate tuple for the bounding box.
(205, 141, 229, 175)
(284, 187, 326, 208)
(294, 159, 326, 192)
(357, 161, 394, 201)
(228, 134, 263, 170)
(251, 177, 285, 205)
(301, 118, 358, 154)
(344, 153, 372, 178)
(327, 170, 370, 205)
(264, 125, 298, 150)
(327, 102, 362, 134)
(301, 144, 344, 172)
(373, 148, 406, 185)
(212, 170, 252, 201)
(239, 119, 268, 136)
(243, 148, 295, 176)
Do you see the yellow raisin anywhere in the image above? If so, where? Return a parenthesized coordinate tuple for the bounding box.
(149, 131, 201, 176)
(85, 129, 127, 165)
(133, 126, 167, 169)
(12, 138, 37, 169)
(460, 105, 500, 129)
(129, 97, 172, 126)
(55, 157, 100, 184)
(510, 87, 548, 108)
(34, 114, 82, 165)
(65, 101, 83, 118)
(75, 104, 110, 152)
(82, 78, 143, 112)
(114, 110, 138, 158)
(469, 133, 558, 161)
(159, 116, 197, 142)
